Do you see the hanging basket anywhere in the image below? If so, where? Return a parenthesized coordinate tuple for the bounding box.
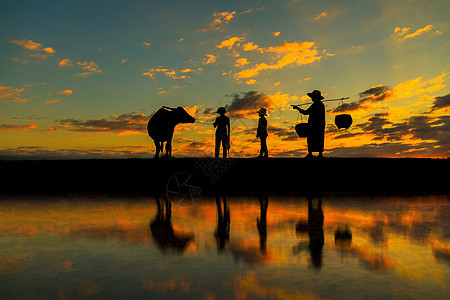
(335, 114, 353, 129)
(295, 123, 310, 138)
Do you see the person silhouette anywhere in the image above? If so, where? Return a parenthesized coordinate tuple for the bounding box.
(256, 108, 268, 158)
(213, 107, 230, 158)
(292, 90, 326, 158)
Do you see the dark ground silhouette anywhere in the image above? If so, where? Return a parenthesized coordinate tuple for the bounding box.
(0, 157, 447, 196)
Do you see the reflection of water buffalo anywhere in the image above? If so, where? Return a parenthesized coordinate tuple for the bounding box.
(147, 106, 195, 158)
(150, 197, 194, 252)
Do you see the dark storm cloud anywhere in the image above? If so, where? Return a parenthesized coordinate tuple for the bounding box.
(225, 91, 270, 118)
(332, 100, 364, 113)
(240, 124, 299, 141)
(332, 85, 392, 113)
(202, 107, 215, 115)
(55, 113, 149, 133)
(431, 94, 450, 111)
(359, 85, 391, 99)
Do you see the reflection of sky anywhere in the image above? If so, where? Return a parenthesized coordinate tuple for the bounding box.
(0, 195, 449, 299)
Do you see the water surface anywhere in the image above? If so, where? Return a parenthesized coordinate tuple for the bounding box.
(1, 195, 449, 299)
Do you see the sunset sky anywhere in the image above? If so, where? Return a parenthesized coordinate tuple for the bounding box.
(1, 0, 449, 159)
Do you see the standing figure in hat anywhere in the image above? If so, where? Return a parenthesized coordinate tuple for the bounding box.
(256, 108, 269, 158)
(213, 107, 230, 158)
(292, 90, 326, 158)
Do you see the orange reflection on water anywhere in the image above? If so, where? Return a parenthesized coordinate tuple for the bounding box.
(0, 195, 448, 299)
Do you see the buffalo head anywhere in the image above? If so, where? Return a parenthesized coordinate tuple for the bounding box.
(166, 106, 195, 124)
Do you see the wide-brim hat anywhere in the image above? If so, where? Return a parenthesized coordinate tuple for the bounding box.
(257, 108, 267, 115)
(216, 107, 226, 114)
(307, 90, 324, 100)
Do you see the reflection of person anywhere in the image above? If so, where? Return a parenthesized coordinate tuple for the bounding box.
(257, 195, 269, 254)
(293, 90, 325, 158)
(213, 107, 230, 158)
(256, 108, 268, 158)
(214, 195, 230, 251)
(308, 198, 324, 268)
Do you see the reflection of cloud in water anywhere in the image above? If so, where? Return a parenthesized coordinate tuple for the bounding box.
(234, 271, 318, 300)
(229, 241, 272, 265)
(69, 222, 151, 244)
(433, 247, 450, 265)
(334, 241, 394, 273)
(367, 220, 387, 246)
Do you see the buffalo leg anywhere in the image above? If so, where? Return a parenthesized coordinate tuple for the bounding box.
(154, 140, 162, 159)
(165, 140, 172, 158)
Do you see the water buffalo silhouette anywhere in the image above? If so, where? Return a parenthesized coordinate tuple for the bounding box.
(147, 106, 195, 158)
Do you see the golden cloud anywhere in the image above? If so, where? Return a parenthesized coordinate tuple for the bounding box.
(393, 25, 434, 40)
(235, 58, 249, 67)
(202, 54, 216, 65)
(143, 67, 191, 80)
(201, 11, 236, 32)
(333, 73, 448, 113)
(242, 42, 259, 51)
(234, 41, 321, 79)
(216, 36, 244, 49)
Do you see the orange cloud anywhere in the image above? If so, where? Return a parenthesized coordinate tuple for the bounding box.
(313, 11, 328, 21)
(10, 39, 42, 51)
(75, 61, 102, 77)
(0, 85, 29, 103)
(9, 39, 55, 58)
(45, 99, 60, 105)
(59, 59, 73, 67)
(0, 124, 38, 131)
(42, 47, 55, 54)
(58, 89, 73, 95)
